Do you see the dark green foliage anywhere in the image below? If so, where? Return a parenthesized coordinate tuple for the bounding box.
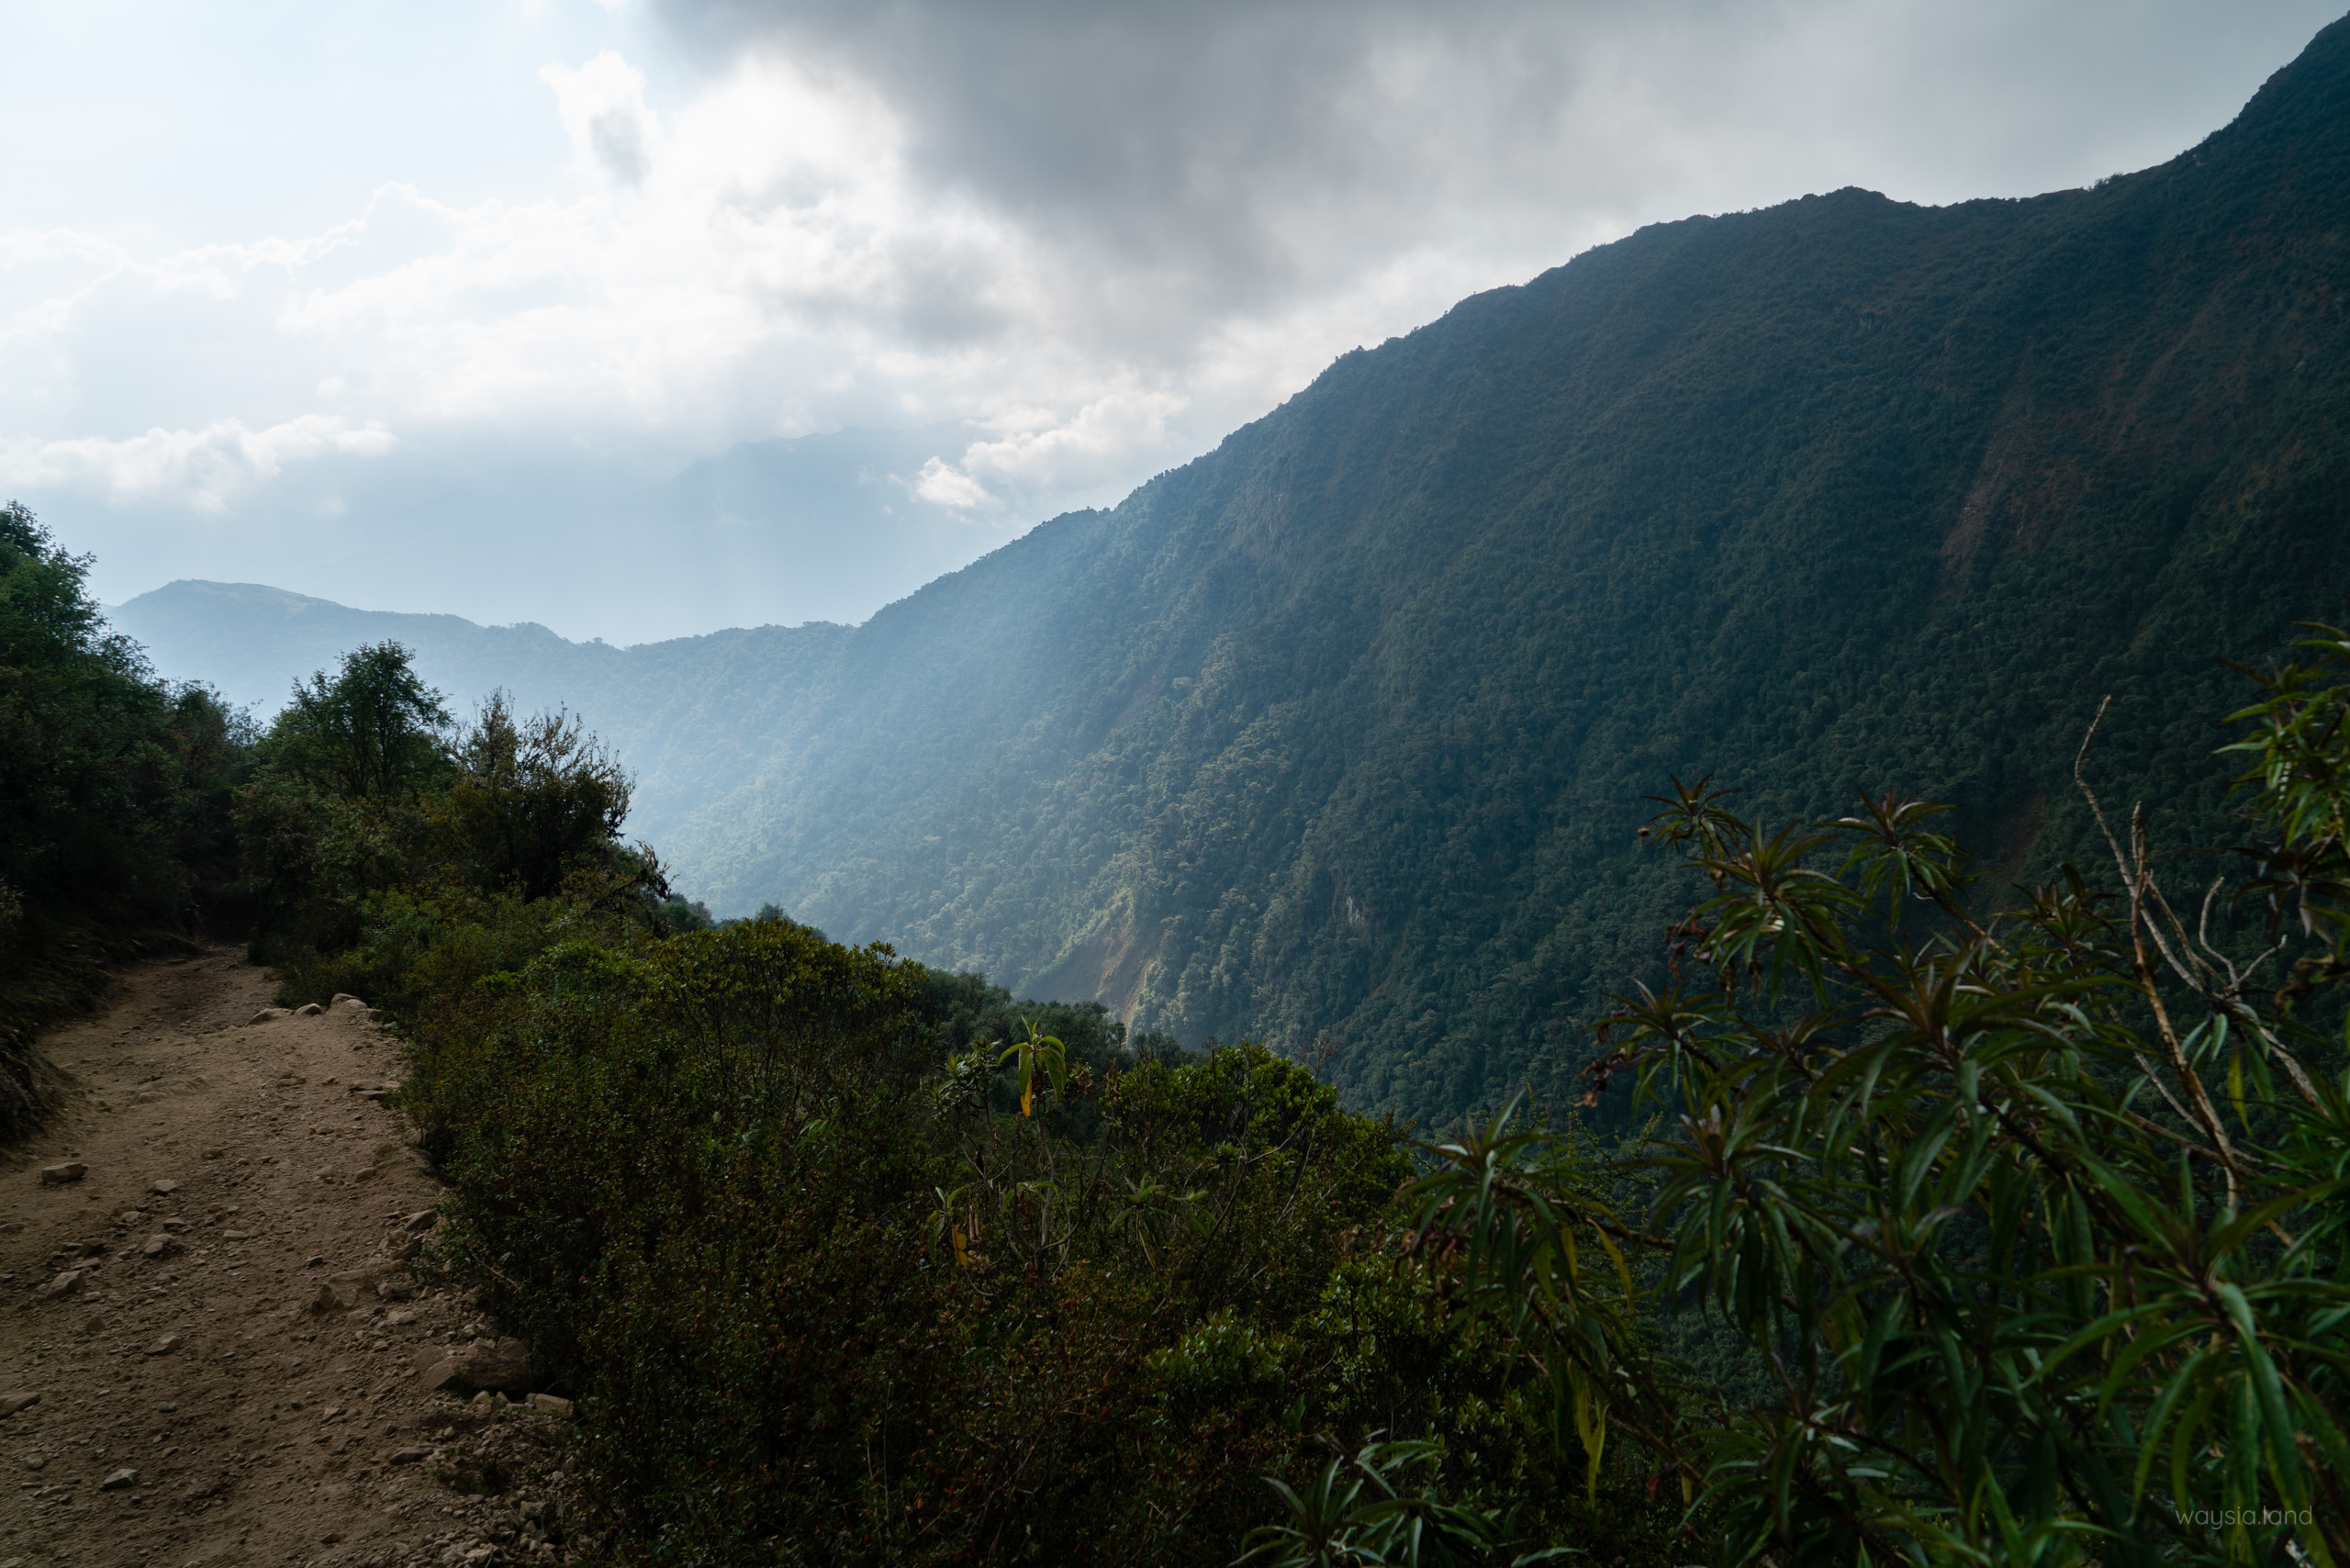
(263, 640, 453, 800)
(1407, 650, 2350, 1564)
(442, 693, 631, 900)
(0, 500, 251, 1136)
(649, 895, 713, 935)
(240, 646, 666, 996)
(368, 889, 1683, 1564)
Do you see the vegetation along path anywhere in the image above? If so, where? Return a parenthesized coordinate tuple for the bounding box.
(0, 951, 586, 1568)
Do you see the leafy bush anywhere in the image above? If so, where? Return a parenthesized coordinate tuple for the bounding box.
(1410, 647, 2350, 1565)
(372, 896, 1685, 1564)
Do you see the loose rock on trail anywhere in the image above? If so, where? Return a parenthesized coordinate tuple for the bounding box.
(1, 950, 586, 1568)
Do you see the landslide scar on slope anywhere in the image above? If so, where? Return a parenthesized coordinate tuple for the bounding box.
(1028, 909, 1158, 1024)
(1942, 364, 2037, 588)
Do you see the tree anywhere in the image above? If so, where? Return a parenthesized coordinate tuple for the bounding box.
(1410, 652, 2350, 1565)
(0, 501, 255, 1131)
(263, 641, 451, 799)
(442, 690, 632, 900)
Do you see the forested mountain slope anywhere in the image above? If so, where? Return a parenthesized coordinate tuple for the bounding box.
(660, 17, 2350, 1121)
(118, 17, 2350, 1125)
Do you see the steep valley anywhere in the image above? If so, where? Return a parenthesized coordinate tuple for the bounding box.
(113, 16, 2350, 1126)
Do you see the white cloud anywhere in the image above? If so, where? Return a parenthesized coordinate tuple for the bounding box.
(941, 388, 1189, 507)
(541, 51, 661, 186)
(0, 415, 395, 514)
(912, 454, 993, 511)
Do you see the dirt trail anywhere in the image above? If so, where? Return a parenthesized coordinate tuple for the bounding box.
(0, 951, 583, 1568)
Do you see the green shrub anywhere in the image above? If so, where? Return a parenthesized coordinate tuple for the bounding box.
(376, 909, 1670, 1563)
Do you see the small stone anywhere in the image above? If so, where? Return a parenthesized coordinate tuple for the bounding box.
(21, 1451, 46, 1468)
(38, 1162, 87, 1185)
(401, 1210, 437, 1235)
(161, 1217, 188, 1233)
(469, 1390, 497, 1416)
(388, 1447, 428, 1464)
(221, 1229, 252, 1241)
(327, 1270, 376, 1308)
(306, 1254, 327, 1267)
(296, 1002, 324, 1017)
(330, 992, 362, 1008)
(375, 1277, 413, 1302)
(151, 1178, 179, 1194)
(99, 1466, 140, 1490)
(248, 1008, 291, 1025)
(37, 1271, 82, 1300)
(141, 1235, 176, 1259)
(157, 1401, 177, 1412)
(0, 1393, 39, 1417)
(145, 1332, 183, 1356)
(307, 1282, 343, 1315)
(201, 1148, 225, 1159)
(528, 1394, 574, 1417)
(78, 1312, 108, 1336)
(386, 1308, 419, 1326)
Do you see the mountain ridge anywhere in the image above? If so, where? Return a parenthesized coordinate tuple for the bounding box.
(113, 15, 2350, 1123)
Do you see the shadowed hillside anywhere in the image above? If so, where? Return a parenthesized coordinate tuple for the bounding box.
(657, 15, 2350, 1124)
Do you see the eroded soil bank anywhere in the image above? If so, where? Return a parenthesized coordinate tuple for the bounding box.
(1, 950, 588, 1568)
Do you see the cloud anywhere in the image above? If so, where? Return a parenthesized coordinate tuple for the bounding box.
(912, 454, 993, 511)
(542, 52, 661, 186)
(0, 415, 395, 514)
(932, 387, 1187, 510)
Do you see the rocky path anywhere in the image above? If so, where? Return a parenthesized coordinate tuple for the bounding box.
(0, 951, 583, 1568)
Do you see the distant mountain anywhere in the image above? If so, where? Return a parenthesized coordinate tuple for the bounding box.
(108, 579, 846, 854)
(118, 17, 2350, 1125)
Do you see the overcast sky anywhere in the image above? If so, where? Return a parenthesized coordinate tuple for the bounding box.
(2, 1, 2339, 644)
